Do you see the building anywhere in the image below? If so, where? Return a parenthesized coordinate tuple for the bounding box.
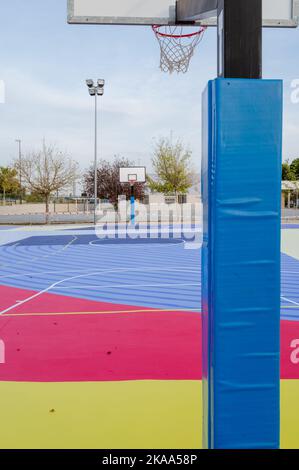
(282, 180, 299, 209)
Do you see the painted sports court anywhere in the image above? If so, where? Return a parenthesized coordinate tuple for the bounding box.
(0, 223, 298, 448)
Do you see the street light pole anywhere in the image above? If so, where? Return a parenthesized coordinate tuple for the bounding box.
(94, 91, 98, 226)
(15, 139, 22, 204)
(85, 79, 105, 226)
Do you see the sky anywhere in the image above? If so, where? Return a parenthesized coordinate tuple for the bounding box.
(0, 0, 299, 176)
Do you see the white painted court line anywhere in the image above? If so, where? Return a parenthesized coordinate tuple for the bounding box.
(89, 239, 186, 248)
(0, 265, 199, 280)
(0, 266, 200, 315)
(281, 296, 299, 307)
(0, 236, 77, 269)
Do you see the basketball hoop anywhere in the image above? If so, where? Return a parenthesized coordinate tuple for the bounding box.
(128, 174, 138, 186)
(152, 25, 207, 74)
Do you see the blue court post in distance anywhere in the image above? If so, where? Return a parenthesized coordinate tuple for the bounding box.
(130, 184, 135, 225)
(119, 167, 146, 226)
(202, 78, 282, 449)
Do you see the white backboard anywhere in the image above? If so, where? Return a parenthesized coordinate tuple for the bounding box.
(68, 0, 299, 27)
(119, 167, 146, 184)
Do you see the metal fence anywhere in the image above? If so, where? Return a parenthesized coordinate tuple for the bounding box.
(0, 197, 298, 225)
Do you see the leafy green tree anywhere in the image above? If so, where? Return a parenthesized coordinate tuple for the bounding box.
(282, 162, 296, 181)
(0, 167, 20, 204)
(148, 138, 194, 200)
(290, 158, 299, 180)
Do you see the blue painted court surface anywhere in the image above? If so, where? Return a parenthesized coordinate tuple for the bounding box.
(0, 224, 298, 320)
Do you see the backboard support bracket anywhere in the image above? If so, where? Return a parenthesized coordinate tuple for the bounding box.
(217, 0, 262, 79)
(177, 0, 218, 23)
(179, 0, 262, 79)
(177, 0, 299, 27)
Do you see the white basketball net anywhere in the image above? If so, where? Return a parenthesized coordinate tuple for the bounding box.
(152, 25, 207, 74)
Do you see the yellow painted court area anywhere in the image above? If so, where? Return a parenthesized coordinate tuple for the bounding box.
(0, 380, 297, 449)
(280, 380, 299, 449)
(0, 381, 201, 449)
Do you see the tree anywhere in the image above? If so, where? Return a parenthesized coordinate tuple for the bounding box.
(282, 161, 297, 181)
(15, 143, 78, 223)
(148, 137, 194, 200)
(83, 156, 145, 209)
(290, 158, 299, 180)
(282, 162, 296, 181)
(0, 167, 20, 204)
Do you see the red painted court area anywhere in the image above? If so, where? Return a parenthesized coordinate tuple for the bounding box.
(0, 285, 298, 382)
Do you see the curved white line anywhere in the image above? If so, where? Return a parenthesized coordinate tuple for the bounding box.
(0, 236, 77, 270)
(89, 239, 186, 248)
(0, 266, 200, 315)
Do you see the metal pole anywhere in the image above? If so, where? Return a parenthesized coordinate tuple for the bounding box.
(217, 0, 262, 79)
(94, 92, 98, 226)
(86, 79, 104, 225)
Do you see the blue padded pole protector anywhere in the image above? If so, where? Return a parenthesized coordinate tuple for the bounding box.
(201, 79, 282, 449)
(130, 196, 135, 224)
(130, 184, 135, 225)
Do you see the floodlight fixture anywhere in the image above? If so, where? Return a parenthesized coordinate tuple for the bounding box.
(86, 79, 94, 88)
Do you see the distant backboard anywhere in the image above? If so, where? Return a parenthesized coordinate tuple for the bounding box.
(68, 0, 299, 27)
(119, 167, 146, 184)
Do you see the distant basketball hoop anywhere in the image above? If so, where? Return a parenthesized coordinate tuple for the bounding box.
(152, 25, 207, 74)
(119, 167, 146, 185)
(128, 175, 138, 186)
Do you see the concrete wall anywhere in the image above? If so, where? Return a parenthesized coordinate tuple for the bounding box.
(0, 200, 203, 225)
(0, 203, 90, 216)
